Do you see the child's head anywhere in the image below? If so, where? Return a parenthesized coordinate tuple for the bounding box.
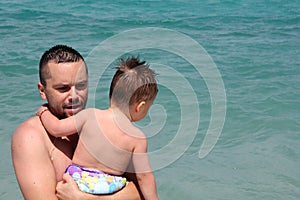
(109, 56, 158, 121)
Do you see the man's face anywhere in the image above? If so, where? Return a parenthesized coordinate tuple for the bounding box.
(41, 60, 88, 119)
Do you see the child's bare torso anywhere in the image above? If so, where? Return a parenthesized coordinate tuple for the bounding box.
(72, 108, 144, 175)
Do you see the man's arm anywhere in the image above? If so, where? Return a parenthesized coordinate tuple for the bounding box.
(56, 174, 141, 200)
(11, 119, 58, 200)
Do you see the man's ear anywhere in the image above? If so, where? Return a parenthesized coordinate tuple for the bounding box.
(136, 101, 146, 112)
(38, 82, 47, 100)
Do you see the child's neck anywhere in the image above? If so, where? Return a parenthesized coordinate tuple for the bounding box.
(109, 105, 143, 138)
(109, 105, 132, 122)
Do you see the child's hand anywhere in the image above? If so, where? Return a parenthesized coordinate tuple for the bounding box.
(36, 104, 48, 116)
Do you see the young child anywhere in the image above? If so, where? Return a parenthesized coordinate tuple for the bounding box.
(37, 57, 159, 199)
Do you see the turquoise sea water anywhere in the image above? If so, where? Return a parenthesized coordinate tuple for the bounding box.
(1, 0, 299, 199)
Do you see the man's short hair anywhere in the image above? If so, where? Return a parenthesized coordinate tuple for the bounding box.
(39, 45, 86, 86)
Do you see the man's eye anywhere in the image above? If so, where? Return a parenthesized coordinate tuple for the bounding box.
(76, 83, 87, 90)
(56, 87, 69, 92)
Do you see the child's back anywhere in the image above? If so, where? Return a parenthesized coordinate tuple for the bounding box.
(72, 108, 147, 175)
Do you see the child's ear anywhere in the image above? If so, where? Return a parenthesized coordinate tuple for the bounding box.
(38, 82, 47, 100)
(136, 101, 146, 112)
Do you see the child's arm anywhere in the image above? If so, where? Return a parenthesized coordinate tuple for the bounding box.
(132, 138, 159, 200)
(37, 106, 87, 137)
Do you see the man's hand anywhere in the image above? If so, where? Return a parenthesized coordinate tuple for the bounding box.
(56, 173, 82, 200)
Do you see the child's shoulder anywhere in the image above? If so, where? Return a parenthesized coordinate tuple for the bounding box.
(127, 125, 146, 139)
(83, 108, 102, 113)
(78, 108, 104, 117)
(83, 108, 112, 119)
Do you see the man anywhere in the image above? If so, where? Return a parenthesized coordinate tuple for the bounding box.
(11, 45, 141, 200)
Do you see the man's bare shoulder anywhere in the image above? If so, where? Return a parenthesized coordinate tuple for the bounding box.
(12, 116, 45, 144)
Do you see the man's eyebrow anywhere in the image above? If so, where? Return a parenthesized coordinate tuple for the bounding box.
(53, 83, 69, 88)
(77, 80, 88, 83)
(77, 79, 88, 82)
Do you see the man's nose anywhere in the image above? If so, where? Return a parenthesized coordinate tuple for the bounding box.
(68, 86, 79, 102)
